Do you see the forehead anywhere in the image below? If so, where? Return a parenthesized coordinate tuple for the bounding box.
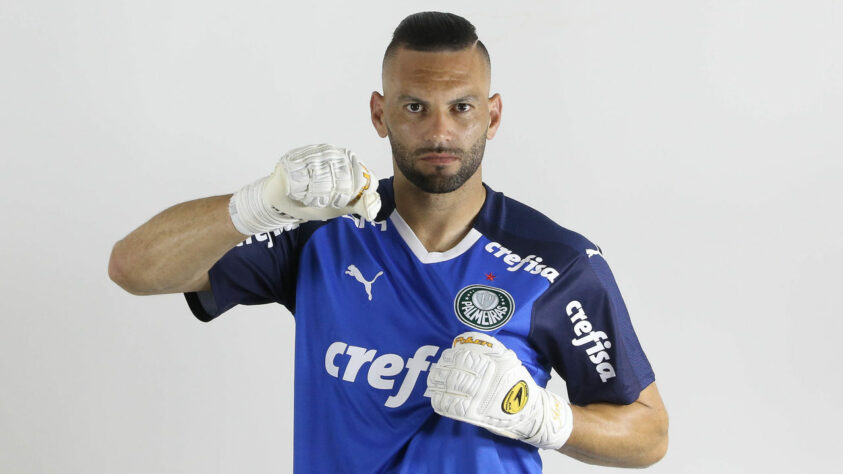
(383, 47, 490, 96)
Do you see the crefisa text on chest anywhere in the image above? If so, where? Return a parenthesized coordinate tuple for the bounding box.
(484, 241, 560, 283)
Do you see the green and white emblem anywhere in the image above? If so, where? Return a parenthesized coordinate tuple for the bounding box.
(453, 284, 515, 331)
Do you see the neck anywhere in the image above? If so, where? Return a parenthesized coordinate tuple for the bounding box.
(392, 169, 486, 253)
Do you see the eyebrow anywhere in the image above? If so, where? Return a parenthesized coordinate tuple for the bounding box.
(397, 94, 480, 105)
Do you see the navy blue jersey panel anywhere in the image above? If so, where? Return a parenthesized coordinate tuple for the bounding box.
(584, 252, 656, 398)
(183, 220, 327, 322)
(529, 256, 654, 405)
(473, 184, 654, 405)
(474, 185, 592, 264)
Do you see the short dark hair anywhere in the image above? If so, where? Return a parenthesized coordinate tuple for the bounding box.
(383, 12, 490, 72)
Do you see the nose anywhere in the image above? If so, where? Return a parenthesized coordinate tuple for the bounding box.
(426, 109, 453, 144)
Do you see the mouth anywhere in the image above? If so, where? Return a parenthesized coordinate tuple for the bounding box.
(420, 153, 459, 165)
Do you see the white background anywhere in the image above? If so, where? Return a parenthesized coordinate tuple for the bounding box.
(2, 1, 841, 472)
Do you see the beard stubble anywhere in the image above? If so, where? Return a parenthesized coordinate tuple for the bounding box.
(387, 128, 487, 194)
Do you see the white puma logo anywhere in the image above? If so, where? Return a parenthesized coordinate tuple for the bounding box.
(586, 248, 603, 258)
(345, 265, 384, 301)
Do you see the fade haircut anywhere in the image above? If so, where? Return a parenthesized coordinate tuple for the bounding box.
(383, 12, 491, 74)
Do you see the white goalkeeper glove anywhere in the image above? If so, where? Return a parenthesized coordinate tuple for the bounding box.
(424, 332, 574, 450)
(229, 144, 381, 236)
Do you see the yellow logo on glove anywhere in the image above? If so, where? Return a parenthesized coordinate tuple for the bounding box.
(348, 167, 372, 206)
(453, 335, 493, 348)
(502, 381, 529, 414)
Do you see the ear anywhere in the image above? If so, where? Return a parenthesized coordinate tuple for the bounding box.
(486, 93, 502, 140)
(370, 92, 388, 138)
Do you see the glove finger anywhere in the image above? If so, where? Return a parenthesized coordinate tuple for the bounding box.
(442, 356, 486, 396)
(427, 384, 466, 416)
(426, 365, 449, 391)
(429, 388, 468, 415)
(306, 150, 352, 206)
(428, 363, 477, 399)
(282, 144, 351, 207)
(282, 144, 326, 202)
(327, 151, 354, 208)
(306, 158, 342, 205)
(453, 349, 489, 377)
(436, 348, 457, 366)
(443, 394, 470, 417)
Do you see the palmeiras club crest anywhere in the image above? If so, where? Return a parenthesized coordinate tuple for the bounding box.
(453, 284, 515, 331)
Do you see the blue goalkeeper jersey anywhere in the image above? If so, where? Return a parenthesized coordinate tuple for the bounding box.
(185, 178, 655, 473)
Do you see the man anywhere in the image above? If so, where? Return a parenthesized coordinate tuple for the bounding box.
(109, 11, 668, 473)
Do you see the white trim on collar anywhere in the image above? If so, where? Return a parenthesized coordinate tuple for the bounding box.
(389, 209, 482, 264)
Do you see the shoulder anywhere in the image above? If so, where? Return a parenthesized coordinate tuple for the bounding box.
(475, 184, 601, 279)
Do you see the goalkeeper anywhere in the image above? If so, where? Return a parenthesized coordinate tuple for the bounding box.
(109, 11, 668, 473)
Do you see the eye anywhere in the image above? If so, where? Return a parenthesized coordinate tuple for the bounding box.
(405, 103, 424, 113)
(455, 103, 472, 113)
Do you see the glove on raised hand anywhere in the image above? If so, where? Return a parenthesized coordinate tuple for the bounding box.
(229, 144, 381, 236)
(425, 332, 574, 450)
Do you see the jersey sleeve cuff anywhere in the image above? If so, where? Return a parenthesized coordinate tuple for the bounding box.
(184, 290, 220, 322)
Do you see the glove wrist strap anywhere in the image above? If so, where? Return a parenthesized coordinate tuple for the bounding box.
(229, 177, 301, 236)
(523, 388, 574, 450)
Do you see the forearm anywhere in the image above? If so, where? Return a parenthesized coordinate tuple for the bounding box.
(108, 194, 246, 294)
(557, 394, 669, 467)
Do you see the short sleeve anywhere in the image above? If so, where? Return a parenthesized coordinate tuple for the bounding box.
(528, 254, 654, 405)
(184, 229, 300, 322)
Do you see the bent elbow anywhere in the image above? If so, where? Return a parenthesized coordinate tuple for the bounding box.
(641, 409, 669, 467)
(108, 243, 127, 286)
(108, 242, 145, 295)
(644, 432, 668, 467)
